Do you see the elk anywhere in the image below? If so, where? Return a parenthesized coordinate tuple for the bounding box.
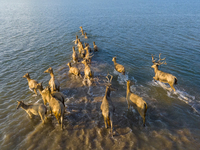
(81, 30, 84, 36)
(84, 46, 94, 64)
(36, 82, 65, 107)
(67, 62, 81, 77)
(77, 39, 81, 48)
(126, 80, 147, 126)
(72, 46, 78, 62)
(100, 74, 116, 134)
(93, 42, 98, 51)
(42, 86, 65, 129)
(23, 73, 38, 95)
(84, 43, 92, 52)
(79, 26, 83, 32)
(151, 53, 177, 91)
(16, 101, 47, 124)
(112, 56, 125, 75)
(81, 59, 93, 80)
(78, 42, 84, 56)
(84, 32, 88, 39)
(44, 67, 60, 92)
(74, 35, 79, 45)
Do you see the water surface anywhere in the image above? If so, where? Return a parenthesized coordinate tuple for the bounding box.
(0, 0, 200, 149)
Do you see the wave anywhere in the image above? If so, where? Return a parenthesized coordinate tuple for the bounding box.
(149, 80, 199, 114)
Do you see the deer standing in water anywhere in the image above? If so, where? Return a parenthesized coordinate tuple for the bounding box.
(42, 86, 65, 129)
(112, 56, 125, 75)
(23, 73, 38, 95)
(72, 46, 78, 62)
(67, 62, 81, 77)
(16, 101, 47, 124)
(84, 32, 88, 39)
(36, 82, 65, 107)
(74, 35, 79, 45)
(101, 74, 116, 134)
(93, 42, 98, 51)
(151, 53, 177, 91)
(126, 80, 147, 126)
(44, 67, 60, 92)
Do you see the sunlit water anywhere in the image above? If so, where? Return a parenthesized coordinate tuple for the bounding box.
(0, 0, 200, 149)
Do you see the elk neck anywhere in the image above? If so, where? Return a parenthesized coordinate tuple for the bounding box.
(105, 87, 111, 98)
(153, 65, 159, 73)
(126, 82, 130, 95)
(20, 103, 29, 110)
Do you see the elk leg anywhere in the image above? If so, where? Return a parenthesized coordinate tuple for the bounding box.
(34, 89, 37, 96)
(39, 112, 45, 124)
(143, 116, 146, 127)
(104, 117, 107, 128)
(169, 84, 176, 92)
(27, 112, 33, 119)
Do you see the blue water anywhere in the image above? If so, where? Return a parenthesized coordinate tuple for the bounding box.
(0, 0, 200, 149)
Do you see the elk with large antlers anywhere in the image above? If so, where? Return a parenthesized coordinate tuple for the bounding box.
(112, 56, 125, 75)
(126, 80, 147, 126)
(44, 67, 60, 92)
(100, 74, 116, 134)
(151, 53, 177, 91)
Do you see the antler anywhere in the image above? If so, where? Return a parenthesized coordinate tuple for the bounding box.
(106, 73, 113, 84)
(151, 54, 156, 63)
(152, 53, 167, 65)
(157, 53, 167, 65)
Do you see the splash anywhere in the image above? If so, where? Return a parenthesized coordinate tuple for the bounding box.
(149, 80, 199, 114)
(113, 69, 129, 85)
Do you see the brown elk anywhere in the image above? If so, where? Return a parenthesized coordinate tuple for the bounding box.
(84, 32, 88, 39)
(16, 101, 47, 124)
(36, 82, 65, 107)
(126, 80, 147, 126)
(44, 67, 60, 92)
(81, 59, 93, 80)
(112, 56, 125, 75)
(42, 86, 65, 129)
(72, 46, 78, 62)
(79, 26, 83, 32)
(74, 35, 79, 45)
(151, 53, 177, 91)
(93, 42, 98, 51)
(23, 73, 38, 95)
(67, 62, 81, 77)
(84, 46, 94, 64)
(100, 74, 116, 134)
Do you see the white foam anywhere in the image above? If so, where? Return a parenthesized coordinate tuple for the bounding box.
(149, 80, 199, 113)
(113, 69, 129, 85)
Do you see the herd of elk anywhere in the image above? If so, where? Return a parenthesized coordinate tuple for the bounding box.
(19, 26, 180, 134)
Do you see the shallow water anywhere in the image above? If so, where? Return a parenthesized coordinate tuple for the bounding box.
(1, 0, 200, 149)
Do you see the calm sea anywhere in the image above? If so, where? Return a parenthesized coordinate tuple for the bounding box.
(0, 0, 200, 149)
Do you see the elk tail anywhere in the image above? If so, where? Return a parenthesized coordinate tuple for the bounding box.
(144, 103, 147, 114)
(107, 115, 111, 126)
(174, 77, 178, 85)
